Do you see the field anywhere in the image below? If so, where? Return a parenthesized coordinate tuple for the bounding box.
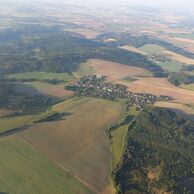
(119, 45, 146, 55)
(0, 135, 92, 194)
(157, 60, 183, 72)
(85, 59, 148, 81)
(139, 44, 166, 55)
(111, 125, 128, 167)
(116, 77, 194, 104)
(163, 50, 194, 65)
(16, 82, 74, 99)
(6, 72, 74, 82)
(180, 83, 194, 91)
(18, 97, 124, 193)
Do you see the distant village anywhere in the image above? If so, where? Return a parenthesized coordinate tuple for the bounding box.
(66, 74, 172, 111)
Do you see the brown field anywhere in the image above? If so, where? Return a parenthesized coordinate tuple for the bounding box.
(18, 97, 124, 193)
(163, 50, 194, 64)
(116, 77, 194, 104)
(87, 59, 148, 81)
(119, 45, 146, 55)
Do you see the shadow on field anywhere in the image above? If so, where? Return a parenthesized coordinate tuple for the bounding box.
(0, 126, 30, 137)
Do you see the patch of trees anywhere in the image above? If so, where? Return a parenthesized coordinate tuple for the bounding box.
(113, 108, 194, 194)
(35, 112, 72, 123)
(168, 72, 194, 86)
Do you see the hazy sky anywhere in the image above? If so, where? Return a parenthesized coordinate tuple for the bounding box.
(59, 0, 194, 7)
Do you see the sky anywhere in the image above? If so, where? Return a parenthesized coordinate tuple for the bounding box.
(54, 0, 194, 7)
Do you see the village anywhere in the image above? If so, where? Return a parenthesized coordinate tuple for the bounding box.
(66, 74, 172, 111)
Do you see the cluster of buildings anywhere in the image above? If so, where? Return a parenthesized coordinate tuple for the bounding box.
(66, 74, 172, 110)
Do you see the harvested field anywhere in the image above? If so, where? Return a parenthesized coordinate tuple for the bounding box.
(116, 77, 194, 104)
(19, 97, 124, 193)
(87, 59, 148, 81)
(163, 50, 194, 64)
(119, 45, 146, 55)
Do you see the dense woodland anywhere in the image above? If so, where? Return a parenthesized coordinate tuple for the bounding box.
(0, 24, 164, 76)
(98, 33, 194, 59)
(168, 72, 194, 86)
(114, 108, 194, 194)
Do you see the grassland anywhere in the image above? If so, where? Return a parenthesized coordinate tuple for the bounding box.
(6, 72, 74, 82)
(180, 83, 194, 91)
(18, 97, 124, 193)
(0, 135, 92, 194)
(139, 44, 166, 55)
(157, 60, 183, 72)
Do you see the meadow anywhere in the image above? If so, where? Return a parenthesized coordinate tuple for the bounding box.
(6, 72, 74, 82)
(0, 135, 92, 194)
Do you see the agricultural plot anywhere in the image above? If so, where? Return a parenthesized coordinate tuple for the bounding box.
(6, 72, 74, 82)
(86, 59, 148, 81)
(139, 44, 166, 55)
(18, 97, 124, 193)
(0, 135, 92, 194)
(117, 77, 194, 104)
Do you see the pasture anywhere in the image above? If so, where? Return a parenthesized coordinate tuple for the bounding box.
(0, 135, 92, 194)
(157, 60, 183, 72)
(6, 72, 74, 82)
(139, 44, 166, 55)
(18, 97, 124, 193)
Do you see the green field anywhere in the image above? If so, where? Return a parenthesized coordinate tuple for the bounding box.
(172, 33, 194, 40)
(180, 83, 194, 91)
(0, 135, 92, 194)
(6, 72, 74, 82)
(111, 125, 128, 167)
(18, 97, 124, 193)
(139, 44, 166, 55)
(157, 60, 183, 72)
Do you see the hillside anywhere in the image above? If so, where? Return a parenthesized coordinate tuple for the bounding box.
(114, 108, 194, 194)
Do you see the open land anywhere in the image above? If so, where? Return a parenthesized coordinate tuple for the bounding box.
(18, 97, 124, 193)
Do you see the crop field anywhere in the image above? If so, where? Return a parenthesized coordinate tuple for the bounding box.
(0, 135, 92, 194)
(116, 77, 194, 104)
(18, 97, 124, 193)
(86, 59, 148, 81)
(180, 83, 194, 91)
(163, 50, 194, 64)
(6, 72, 74, 82)
(119, 45, 146, 55)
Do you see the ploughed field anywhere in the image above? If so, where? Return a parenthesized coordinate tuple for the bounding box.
(17, 97, 124, 193)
